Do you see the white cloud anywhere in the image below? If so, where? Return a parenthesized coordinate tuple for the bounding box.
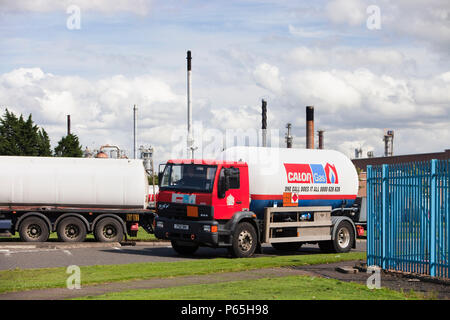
(0, 68, 183, 163)
(286, 70, 362, 112)
(0, 0, 152, 15)
(253, 63, 282, 94)
(286, 46, 407, 71)
(0, 1, 449, 163)
(324, 0, 450, 54)
(288, 25, 330, 38)
(325, 0, 366, 26)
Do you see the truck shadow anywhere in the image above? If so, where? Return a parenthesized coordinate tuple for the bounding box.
(99, 245, 324, 260)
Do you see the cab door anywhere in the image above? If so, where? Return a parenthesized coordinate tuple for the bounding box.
(213, 166, 246, 220)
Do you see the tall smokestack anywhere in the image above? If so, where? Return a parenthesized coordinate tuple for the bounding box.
(133, 105, 137, 159)
(187, 50, 195, 158)
(306, 106, 314, 149)
(261, 99, 267, 147)
(318, 130, 324, 149)
(67, 115, 71, 136)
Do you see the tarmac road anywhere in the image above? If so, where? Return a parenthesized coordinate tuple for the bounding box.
(0, 240, 366, 270)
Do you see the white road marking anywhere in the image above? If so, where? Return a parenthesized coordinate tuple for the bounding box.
(0, 249, 10, 257)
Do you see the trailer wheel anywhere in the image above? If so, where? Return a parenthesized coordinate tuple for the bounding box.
(94, 218, 124, 242)
(319, 221, 354, 253)
(229, 222, 257, 258)
(57, 217, 87, 242)
(171, 240, 199, 255)
(271, 242, 302, 252)
(19, 217, 50, 242)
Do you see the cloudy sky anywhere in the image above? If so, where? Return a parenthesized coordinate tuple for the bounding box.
(0, 0, 449, 164)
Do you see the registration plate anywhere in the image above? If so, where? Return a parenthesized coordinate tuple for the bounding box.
(174, 224, 189, 230)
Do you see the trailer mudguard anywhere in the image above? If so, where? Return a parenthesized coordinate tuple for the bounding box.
(15, 212, 52, 233)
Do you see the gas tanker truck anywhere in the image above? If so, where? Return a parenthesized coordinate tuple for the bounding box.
(154, 146, 361, 257)
(0, 156, 155, 242)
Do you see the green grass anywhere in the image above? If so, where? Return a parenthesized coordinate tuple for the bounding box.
(75, 275, 421, 300)
(0, 252, 365, 294)
(0, 227, 158, 242)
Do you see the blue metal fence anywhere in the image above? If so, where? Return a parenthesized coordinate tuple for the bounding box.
(367, 159, 449, 278)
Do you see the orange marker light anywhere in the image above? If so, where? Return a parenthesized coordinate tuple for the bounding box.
(211, 225, 218, 233)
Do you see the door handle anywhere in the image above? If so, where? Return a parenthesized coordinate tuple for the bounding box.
(236, 201, 242, 204)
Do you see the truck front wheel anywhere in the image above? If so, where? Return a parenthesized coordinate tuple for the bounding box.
(171, 240, 199, 255)
(229, 222, 257, 258)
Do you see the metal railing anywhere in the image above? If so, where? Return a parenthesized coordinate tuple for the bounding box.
(367, 159, 449, 278)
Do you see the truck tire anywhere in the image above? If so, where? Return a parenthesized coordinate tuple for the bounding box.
(57, 217, 87, 242)
(319, 221, 354, 253)
(171, 240, 199, 255)
(271, 242, 302, 252)
(229, 222, 257, 258)
(94, 217, 124, 242)
(19, 217, 50, 242)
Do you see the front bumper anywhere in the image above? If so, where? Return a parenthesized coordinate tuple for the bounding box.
(154, 217, 219, 247)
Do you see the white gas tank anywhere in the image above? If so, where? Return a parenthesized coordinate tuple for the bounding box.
(220, 146, 358, 216)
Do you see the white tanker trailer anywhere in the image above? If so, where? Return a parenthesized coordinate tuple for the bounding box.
(154, 146, 361, 257)
(0, 156, 156, 242)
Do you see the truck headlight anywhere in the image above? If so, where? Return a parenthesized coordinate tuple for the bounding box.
(156, 221, 164, 228)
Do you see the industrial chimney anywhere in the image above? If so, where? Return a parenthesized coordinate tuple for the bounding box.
(383, 129, 394, 157)
(186, 50, 195, 158)
(306, 106, 314, 149)
(261, 99, 267, 147)
(285, 123, 293, 148)
(318, 130, 324, 149)
(67, 115, 71, 136)
(133, 105, 137, 159)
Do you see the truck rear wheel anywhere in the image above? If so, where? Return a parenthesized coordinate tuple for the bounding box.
(271, 242, 302, 252)
(19, 217, 50, 242)
(171, 240, 199, 255)
(57, 217, 87, 242)
(94, 217, 124, 242)
(319, 221, 354, 253)
(229, 222, 257, 258)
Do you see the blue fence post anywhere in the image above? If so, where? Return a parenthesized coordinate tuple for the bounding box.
(430, 159, 437, 277)
(382, 164, 388, 270)
(367, 165, 373, 266)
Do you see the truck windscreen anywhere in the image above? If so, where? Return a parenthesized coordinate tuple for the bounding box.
(160, 164, 217, 192)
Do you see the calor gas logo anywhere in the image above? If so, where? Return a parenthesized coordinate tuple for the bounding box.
(284, 163, 339, 184)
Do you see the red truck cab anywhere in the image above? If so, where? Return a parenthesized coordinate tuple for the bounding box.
(154, 159, 259, 257)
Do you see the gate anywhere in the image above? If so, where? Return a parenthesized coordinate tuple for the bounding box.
(367, 159, 449, 278)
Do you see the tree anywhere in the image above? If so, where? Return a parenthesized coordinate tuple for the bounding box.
(54, 134, 83, 157)
(37, 128, 52, 156)
(0, 109, 52, 156)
